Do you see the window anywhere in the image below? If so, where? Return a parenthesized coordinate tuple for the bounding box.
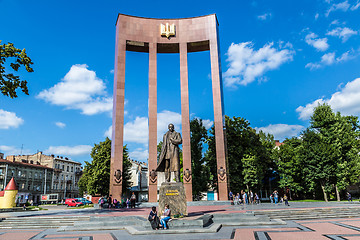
(21, 171, 26, 178)
(34, 173, 38, 179)
(67, 166, 69, 172)
(39, 173, 42, 179)
(29, 172, 32, 178)
(18, 170, 21, 177)
(27, 184, 31, 190)
(71, 166, 73, 172)
(11, 170, 14, 176)
(62, 165, 64, 170)
(21, 183, 25, 189)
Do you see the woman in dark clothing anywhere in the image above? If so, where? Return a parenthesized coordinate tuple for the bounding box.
(148, 206, 162, 230)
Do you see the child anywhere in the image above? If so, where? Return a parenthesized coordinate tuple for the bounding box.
(284, 194, 290, 206)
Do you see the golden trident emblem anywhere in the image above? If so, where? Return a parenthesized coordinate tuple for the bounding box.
(160, 23, 175, 39)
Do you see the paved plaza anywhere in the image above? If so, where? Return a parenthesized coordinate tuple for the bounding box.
(1, 202, 360, 239)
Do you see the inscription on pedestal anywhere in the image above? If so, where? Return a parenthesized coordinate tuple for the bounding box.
(159, 182, 187, 217)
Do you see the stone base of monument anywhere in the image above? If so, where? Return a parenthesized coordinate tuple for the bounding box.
(158, 182, 187, 217)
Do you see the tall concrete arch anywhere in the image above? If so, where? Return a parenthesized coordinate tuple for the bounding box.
(110, 13, 228, 202)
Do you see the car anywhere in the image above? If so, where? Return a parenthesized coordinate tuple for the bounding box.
(75, 198, 92, 205)
(65, 198, 84, 207)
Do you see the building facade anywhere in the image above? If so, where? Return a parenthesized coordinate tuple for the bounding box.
(128, 159, 148, 202)
(0, 158, 53, 204)
(6, 152, 82, 200)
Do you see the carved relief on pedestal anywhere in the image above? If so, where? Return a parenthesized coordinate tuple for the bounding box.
(114, 169, 122, 184)
(149, 169, 157, 184)
(217, 166, 227, 183)
(183, 168, 192, 183)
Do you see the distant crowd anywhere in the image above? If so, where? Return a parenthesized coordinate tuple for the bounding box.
(229, 189, 290, 206)
(98, 192, 137, 209)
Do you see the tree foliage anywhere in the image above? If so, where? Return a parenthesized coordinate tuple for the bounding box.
(0, 41, 33, 98)
(276, 137, 303, 194)
(190, 118, 210, 200)
(277, 103, 360, 201)
(78, 137, 132, 196)
(205, 116, 275, 194)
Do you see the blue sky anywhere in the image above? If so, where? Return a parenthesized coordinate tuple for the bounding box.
(1, 0, 360, 165)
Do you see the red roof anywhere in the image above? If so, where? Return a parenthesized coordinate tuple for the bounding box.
(0, 159, 53, 170)
(275, 140, 284, 147)
(5, 177, 17, 190)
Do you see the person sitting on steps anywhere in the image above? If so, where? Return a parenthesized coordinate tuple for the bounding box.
(148, 206, 162, 230)
(160, 204, 171, 230)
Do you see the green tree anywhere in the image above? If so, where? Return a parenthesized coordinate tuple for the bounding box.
(78, 137, 132, 196)
(205, 116, 274, 194)
(310, 103, 360, 200)
(190, 118, 210, 200)
(300, 128, 336, 202)
(0, 41, 34, 98)
(277, 137, 304, 196)
(241, 154, 260, 192)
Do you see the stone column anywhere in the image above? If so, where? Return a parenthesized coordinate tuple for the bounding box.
(110, 29, 126, 199)
(209, 19, 228, 201)
(179, 42, 192, 202)
(148, 42, 158, 202)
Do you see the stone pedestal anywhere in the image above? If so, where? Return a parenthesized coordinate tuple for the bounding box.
(158, 182, 187, 217)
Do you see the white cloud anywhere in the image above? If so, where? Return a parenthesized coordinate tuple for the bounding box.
(55, 122, 66, 128)
(223, 42, 294, 87)
(104, 125, 112, 138)
(256, 124, 305, 140)
(157, 111, 182, 142)
(124, 116, 149, 144)
(37, 64, 112, 115)
(315, 13, 320, 20)
(44, 145, 92, 156)
(297, 78, 360, 120)
(296, 99, 326, 120)
(105, 110, 213, 146)
(305, 50, 356, 70)
(327, 27, 358, 42)
(202, 119, 214, 129)
(129, 148, 148, 161)
(326, 1, 350, 17)
(0, 109, 24, 129)
(330, 19, 340, 25)
(105, 110, 182, 144)
(305, 33, 329, 51)
(351, 0, 360, 10)
(110, 69, 114, 74)
(0, 145, 31, 156)
(257, 13, 272, 21)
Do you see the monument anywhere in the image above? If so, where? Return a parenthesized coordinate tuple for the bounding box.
(156, 123, 187, 216)
(110, 13, 228, 202)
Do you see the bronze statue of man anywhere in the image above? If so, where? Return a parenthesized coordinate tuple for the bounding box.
(156, 123, 182, 182)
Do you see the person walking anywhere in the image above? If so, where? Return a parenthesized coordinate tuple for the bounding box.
(284, 194, 290, 206)
(130, 192, 136, 208)
(273, 190, 279, 204)
(255, 193, 260, 204)
(229, 191, 234, 205)
(347, 192, 352, 202)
